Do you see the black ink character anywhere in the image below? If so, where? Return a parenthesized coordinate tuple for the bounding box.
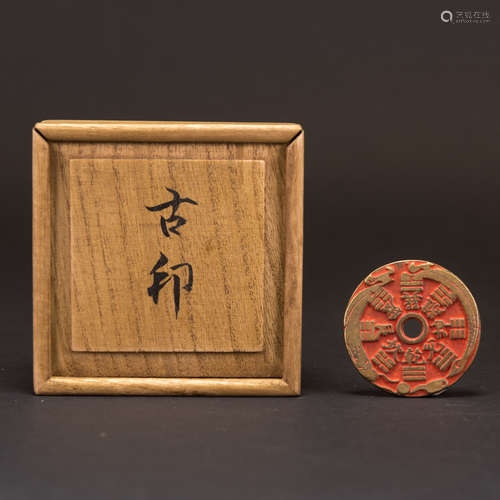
(146, 187, 198, 237)
(148, 252, 193, 318)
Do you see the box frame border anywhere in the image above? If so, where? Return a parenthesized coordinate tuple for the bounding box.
(33, 121, 303, 396)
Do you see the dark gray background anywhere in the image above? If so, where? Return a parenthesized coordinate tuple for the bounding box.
(1, 1, 499, 499)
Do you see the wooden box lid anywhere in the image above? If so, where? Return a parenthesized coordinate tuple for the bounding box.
(33, 121, 303, 395)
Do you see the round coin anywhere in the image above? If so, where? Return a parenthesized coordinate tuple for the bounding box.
(344, 260, 480, 396)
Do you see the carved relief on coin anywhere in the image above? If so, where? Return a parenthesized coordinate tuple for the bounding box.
(344, 260, 480, 396)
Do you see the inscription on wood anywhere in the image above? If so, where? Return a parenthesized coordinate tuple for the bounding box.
(70, 159, 265, 353)
(33, 120, 303, 395)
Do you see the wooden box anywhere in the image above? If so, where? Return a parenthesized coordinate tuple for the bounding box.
(33, 121, 303, 395)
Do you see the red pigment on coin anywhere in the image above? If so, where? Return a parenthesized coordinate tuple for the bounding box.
(346, 261, 480, 397)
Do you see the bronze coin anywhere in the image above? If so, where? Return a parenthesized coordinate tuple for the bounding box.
(344, 260, 480, 396)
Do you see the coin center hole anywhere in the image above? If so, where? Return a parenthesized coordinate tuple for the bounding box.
(402, 317, 423, 338)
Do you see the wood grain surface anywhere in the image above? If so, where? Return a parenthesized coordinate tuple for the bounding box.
(33, 131, 51, 391)
(283, 132, 304, 394)
(39, 376, 292, 396)
(33, 121, 303, 395)
(46, 141, 285, 379)
(70, 159, 265, 352)
(36, 120, 302, 143)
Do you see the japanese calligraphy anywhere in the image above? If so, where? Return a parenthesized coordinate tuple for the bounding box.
(146, 186, 198, 318)
(146, 187, 198, 238)
(148, 252, 193, 318)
